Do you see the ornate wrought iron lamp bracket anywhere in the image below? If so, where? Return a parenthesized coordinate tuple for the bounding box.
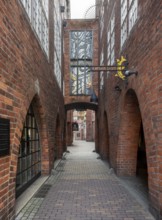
(71, 56, 138, 80)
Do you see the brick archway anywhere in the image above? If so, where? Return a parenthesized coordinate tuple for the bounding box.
(6, 93, 50, 218)
(117, 89, 142, 176)
(12, 93, 50, 179)
(65, 102, 98, 112)
(31, 95, 50, 174)
(65, 102, 98, 149)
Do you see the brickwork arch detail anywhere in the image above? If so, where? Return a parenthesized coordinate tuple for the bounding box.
(8, 92, 49, 218)
(115, 88, 162, 215)
(116, 89, 142, 176)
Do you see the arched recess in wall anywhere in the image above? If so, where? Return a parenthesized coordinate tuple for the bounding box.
(65, 102, 98, 148)
(15, 95, 49, 197)
(117, 89, 148, 182)
(100, 111, 110, 161)
(55, 114, 63, 160)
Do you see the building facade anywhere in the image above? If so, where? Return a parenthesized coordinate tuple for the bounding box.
(1, 0, 162, 219)
(96, 0, 162, 218)
(63, 19, 99, 147)
(0, 0, 70, 219)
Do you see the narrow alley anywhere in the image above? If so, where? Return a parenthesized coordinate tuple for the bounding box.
(16, 141, 154, 220)
(0, 1, 162, 219)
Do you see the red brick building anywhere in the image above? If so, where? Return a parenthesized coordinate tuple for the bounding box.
(0, 0, 70, 219)
(1, 0, 162, 219)
(63, 19, 99, 146)
(96, 0, 162, 218)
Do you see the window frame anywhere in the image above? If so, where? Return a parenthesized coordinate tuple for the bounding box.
(120, 0, 138, 48)
(69, 30, 93, 96)
(54, 1, 62, 89)
(20, 0, 49, 57)
(16, 106, 41, 198)
(107, 10, 115, 66)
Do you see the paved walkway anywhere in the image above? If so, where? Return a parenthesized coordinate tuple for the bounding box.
(16, 141, 155, 220)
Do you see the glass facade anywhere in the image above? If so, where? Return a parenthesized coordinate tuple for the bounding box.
(54, 0, 62, 88)
(99, 1, 104, 41)
(121, 0, 138, 47)
(121, 0, 128, 47)
(129, 0, 138, 32)
(107, 12, 115, 65)
(70, 31, 93, 95)
(20, 0, 49, 56)
(100, 52, 104, 90)
(16, 106, 41, 197)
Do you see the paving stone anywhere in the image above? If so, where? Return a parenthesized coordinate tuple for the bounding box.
(16, 141, 155, 220)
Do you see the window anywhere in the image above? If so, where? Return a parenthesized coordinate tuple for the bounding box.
(20, 0, 49, 56)
(100, 2, 104, 40)
(16, 106, 41, 197)
(121, 0, 127, 47)
(54, 0, 62, 89)
(100, 52, 104, 90)
(21, 0, 32, 20)
(129, 0, 138, 32)
(32, 1, 37, 30)
(121, 0, 138, 47)
(107, 12, 115, 65)
(107, 30, 111, 65)
(42, 0, 49, 18)
(42, 12, 49, 54)
(70, 31, 93, 95)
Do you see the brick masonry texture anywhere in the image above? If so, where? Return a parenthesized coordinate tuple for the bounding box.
(0, 1, 65, 219)
(63, 19, 99, 147)
(1, 0, 162, 219)
(63, 19, 99, 105)
(97, 0, 162, 218)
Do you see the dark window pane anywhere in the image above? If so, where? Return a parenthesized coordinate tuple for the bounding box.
(16, 106, 41, 197)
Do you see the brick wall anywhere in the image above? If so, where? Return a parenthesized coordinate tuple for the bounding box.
(86, 110, 95, 142)
(63, 19, 99, 146)
(0, 1, 65, 219)
(63, 19, 99, 105)
(97, 0, 162, 218)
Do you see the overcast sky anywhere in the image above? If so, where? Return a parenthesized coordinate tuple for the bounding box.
(70, 0, 96, 19)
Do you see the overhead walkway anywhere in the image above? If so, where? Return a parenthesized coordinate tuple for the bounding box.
(16, 141, 154, 220)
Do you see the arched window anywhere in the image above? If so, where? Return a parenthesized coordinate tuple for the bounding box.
(16, 106, 41, 197)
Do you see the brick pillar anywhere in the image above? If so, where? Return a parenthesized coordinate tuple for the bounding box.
(86, 110, 94, 141)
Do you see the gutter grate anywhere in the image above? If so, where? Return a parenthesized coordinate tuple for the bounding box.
(34, 184, 52, 198)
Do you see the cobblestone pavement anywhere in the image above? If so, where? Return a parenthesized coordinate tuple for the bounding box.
(16, 141, 155, 220)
